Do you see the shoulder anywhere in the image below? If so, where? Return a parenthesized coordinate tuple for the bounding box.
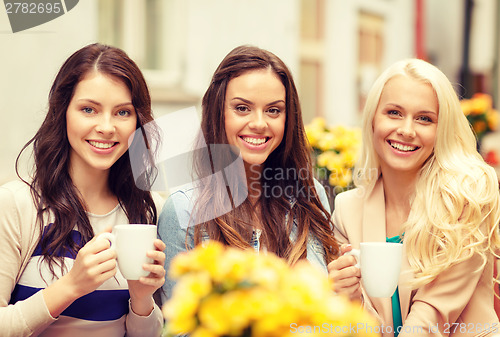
(334, 187, 365, 208)
(163, 185, 196, 214)
(0, 180, 36, 213)
(158, 185, 197, 232)
(0, 179, 31, 197)
(0, 180, 39, 250)
(332, 186, 368, 227)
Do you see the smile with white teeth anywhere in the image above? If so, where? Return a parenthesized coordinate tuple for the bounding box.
(241, 136, 268, 145)
(389, 141, 417, 152)
(88, 140, 115, 149)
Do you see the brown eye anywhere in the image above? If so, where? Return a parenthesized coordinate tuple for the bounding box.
(267, 107, 281, 115)
(117, 110, 130, 117)
(235, 105, 250, 113)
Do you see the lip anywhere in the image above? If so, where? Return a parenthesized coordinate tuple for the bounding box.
(87, 140, 117, 154)
(387, 140, 420, 155)
(238, 135, 270, 150)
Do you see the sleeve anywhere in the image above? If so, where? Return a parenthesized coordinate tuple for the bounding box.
(157, 191, 195, 305)
(399, 253, 493, 337)
(331, 191, 383, 324)
(0, 184, 56, 337)
(314, 179, 332, 214)
(331, 192, 350, 246)
(125, 301, 163, 337)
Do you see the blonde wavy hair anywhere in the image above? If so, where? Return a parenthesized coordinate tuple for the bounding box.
(354, 58, 500, 287)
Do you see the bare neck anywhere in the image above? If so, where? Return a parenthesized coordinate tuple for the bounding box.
(380, 169, 416, 237)
(244, 163, 263, 204)
(69, 166, 117, 215)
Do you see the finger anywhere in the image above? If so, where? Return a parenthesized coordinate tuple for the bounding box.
(95, 246, 117, 262)
(90, 237, 113, 254)
(328, 255, 358, 273)
(138, 271, 165, 287)
(332, 272, 361, 291)
(333, 274, 361, 290)
(142, 263, 166, 278)
(97, 266, 117, 283)
(147, 250, 165, 265)
(138, 276, 164, 287)
(79, 237, 112, 257)
(339, 283, 362, 301)
(88, 227, 113, 243)
(340, 244, 353, 255)
(329, 265, 360, 288)
(95, 258, 118, 275)
(153, 239, 166, 252)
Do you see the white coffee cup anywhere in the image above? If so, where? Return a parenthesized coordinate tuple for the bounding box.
(345, 242, 403, 298)
(98, 224, 156, 280)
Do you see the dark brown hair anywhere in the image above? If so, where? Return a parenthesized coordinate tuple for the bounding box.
(192, 45, 339, 264)
(16, 43, 159, 275)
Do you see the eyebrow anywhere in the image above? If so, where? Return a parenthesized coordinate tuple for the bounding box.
(75, 99, 134, 108)
(231, 97, 286, 106)
(387, 103, 437, 116)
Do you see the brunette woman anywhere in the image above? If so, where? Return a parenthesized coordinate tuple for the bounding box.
(0, 43, 166, 337)
(158, 45, 339, 302)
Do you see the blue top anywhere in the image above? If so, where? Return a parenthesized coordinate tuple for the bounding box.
(157, 179, 332, 304)
(387, 234, 402, 337)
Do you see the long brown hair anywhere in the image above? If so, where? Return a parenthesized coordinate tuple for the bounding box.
(192, 45, 339, 264)
(16, 43, 159, 275)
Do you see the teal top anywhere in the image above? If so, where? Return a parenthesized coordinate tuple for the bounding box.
(387, 235, 403, 337)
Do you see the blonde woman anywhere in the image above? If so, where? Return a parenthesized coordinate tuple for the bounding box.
(328, 58, 500, 337)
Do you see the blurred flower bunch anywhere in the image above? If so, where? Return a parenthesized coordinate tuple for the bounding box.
(162, 241, 379, 337)
(460, 93, 499, 142)
(305, 117, 361, 189)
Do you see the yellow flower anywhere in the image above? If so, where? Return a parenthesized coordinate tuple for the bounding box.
(162, 241, 378, 337)
(487, 109, 499, 130)
(305, 126, 322, 149)
(461, 93, 497, 141)
(473, 120, 487, 134)
(305, 117, 360, 189)
(329, 168, 352, 188)
(191, 327, 218, 337)
(460, 99, 472, 116)
(469, 94, 490, 116)
(317, 131, 337, 152)
(169, 241, 225, 278)
(198, 294, 232, 336)
(311, 117, 327, 129)
(305, 117, 327, 148)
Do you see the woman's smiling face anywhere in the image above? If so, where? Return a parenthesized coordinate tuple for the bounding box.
(224, 68, 286, 170)
(66, 71, 137, 175)
(372, 75, 438, 177)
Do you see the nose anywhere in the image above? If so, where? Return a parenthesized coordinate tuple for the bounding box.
(397, 119, 416, 138)
(95, 113, 115, 135)
(248, 111, 267, 131)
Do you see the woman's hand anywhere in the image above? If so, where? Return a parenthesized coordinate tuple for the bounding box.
(43, 229, 117, 317)
(128, 239, 166, 316)
(327, 244, 362, 301)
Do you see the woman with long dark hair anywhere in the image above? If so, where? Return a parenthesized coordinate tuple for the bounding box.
(158, 45, 339, 302)
(0, 43, 166, 336)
